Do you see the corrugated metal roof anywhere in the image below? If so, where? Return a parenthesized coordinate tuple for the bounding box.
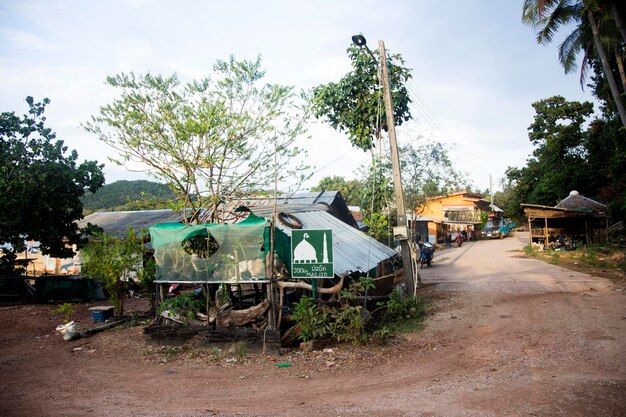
(556, 190, 606, 212)
(271, 210, 397, 275)
(78, 210, 182, 237)
(243, 203, 330, 218)
(235, 191, 339, 207)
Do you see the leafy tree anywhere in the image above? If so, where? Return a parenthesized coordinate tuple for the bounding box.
(85, 56, 310, 223)
(0, 97, 104, 265)
(399, 139, 469, 212)
(507, 96, 594, 206)
(81, 228, 146, 316)
(312, 45, 412, 153)
(505, 94, 626, 223)
(357, 158, 395, 244)
(310, 176, 364, 206)
(522, 0, 626, 128)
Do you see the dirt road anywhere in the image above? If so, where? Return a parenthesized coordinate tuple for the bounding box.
(1, 233, 624, 416)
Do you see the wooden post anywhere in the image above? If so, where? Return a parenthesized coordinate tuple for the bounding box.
(378, 39, 415, 296)
(543, 217, 550, 250)
(528, 216, 532, 246)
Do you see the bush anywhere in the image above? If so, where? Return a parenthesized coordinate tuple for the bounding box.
(54, 303, 75, 323)
(379, 289, 428, 324)
(157, 291, 205, 319)
(292, 277, 375, 344)
(290, 277, 430, 345)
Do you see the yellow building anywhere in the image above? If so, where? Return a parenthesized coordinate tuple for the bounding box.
(413, 191, 494, 243)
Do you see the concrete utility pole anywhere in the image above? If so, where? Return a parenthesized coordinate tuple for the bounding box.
(377, 40, 415, 296)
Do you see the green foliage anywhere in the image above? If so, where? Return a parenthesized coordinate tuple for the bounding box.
(505, 95, 626, 223)
(328, 303, 365, 343)
(399, 140, 469, 212)
(85, 56, 310, 223)
(550, 251, 560, 264)
(81, 180, 175, 212)
(378, 289, 428, 325)
(522, 0, 626, 129)
(292, 296, 332, 342)
(358, 138, 466, 243)
(81, 228, 145, 316)
(0, 251, 18, 276)
(310, 176, 364, 206)
(0, 97, 105, 264)
(359, 158, 394, 244)
(139, 256, 157, 309)
(312, 45, 412, 152)
(54, 303, 75, 323)
(292, 277, 375, 344)
(523, 244, 539, 256)
(157, 291, 205, 319)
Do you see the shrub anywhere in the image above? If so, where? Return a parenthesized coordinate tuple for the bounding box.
(54, 303, 75, 323)
(157, 291, 205, 319)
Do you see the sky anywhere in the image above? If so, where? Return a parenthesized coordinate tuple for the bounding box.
(0, 0, 597, 194)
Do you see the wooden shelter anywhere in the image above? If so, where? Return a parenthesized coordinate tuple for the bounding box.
(521, 191, 609, 247)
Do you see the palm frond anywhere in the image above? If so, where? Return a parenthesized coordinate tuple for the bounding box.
(537, 2, 582, 44)
(558, 26, 584, 73)
(579, 47, 591, 89)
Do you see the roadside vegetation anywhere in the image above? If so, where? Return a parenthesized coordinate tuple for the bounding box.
(291, 277, 430, 346)
(523, 244, 626, 284)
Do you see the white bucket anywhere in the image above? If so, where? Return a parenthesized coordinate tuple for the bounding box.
(56, 321, 78, 341)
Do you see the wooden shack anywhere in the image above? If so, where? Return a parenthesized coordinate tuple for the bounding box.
(521, 190, 609, 247)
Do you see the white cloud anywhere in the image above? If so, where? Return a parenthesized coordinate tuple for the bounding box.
(2, 29, 58, 51)
(0, 0, 600, 195)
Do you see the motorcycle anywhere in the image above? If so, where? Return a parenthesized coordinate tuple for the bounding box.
(550, 236, 577, 251)
(418, 241, 435, 269)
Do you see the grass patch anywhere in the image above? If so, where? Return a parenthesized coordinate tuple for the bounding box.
(524, 244, 626, 283)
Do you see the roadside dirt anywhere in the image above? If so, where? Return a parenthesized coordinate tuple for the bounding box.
(1, 234, 624, 416)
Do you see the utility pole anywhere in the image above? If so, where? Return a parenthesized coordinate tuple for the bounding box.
(378, 40, 416, 296)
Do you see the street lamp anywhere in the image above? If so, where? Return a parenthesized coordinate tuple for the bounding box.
(351, 34, 377, 66)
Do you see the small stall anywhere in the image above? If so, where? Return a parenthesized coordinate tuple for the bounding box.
(521, 191, 609, 248)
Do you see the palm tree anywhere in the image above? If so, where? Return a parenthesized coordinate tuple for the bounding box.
(522, 0, 626, 128)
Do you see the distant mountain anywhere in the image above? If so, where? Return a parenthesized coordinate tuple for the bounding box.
(81, 180, 175, 213)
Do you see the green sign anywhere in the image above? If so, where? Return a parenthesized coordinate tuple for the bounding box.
(291, 229, 334, 278)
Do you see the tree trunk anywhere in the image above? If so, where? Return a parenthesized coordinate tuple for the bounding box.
(611, 3, 626, 44)
(588, 9, 626, 128)
(615, 49, 626, 91)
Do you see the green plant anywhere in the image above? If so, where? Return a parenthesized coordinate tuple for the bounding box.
(157, 292, 205, 319)
(523, 244, 538, 256)
(54, 302, 75, 323)
(328, 304, 365, 343)
(81, 227, 145, 316)
(139, 255, 157, 308)
(1, 97, 104, 271)
(232, 343, 247, 358)
(293, 277, 375, 344)
(580, 249, 610, 268)
(384, 290, 428, 322)
(371, 326, 392, 343)
(292, 296, 332, 342)
(550, 251, 560, 264)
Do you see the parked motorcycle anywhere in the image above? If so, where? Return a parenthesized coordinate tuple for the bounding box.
(418, 241, 435, 269)
(550, 236, 577, 251)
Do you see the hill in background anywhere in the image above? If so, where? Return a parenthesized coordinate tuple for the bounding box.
(81, 180, 175, 213)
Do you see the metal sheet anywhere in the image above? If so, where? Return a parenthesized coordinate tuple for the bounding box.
(271, 210, 397, 275)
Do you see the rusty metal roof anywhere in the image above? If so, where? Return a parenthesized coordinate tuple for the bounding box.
(78, 210, 182, 237)
(268, 209, 397, 275)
